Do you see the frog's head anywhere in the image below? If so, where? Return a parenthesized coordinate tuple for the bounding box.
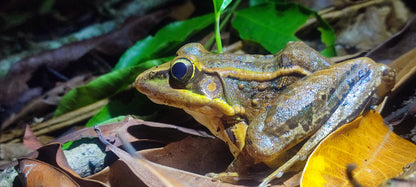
(135, 43, 242, 155)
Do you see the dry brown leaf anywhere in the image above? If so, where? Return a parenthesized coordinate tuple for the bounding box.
(0, 143, 32, 167)
(53, 116, 212, 147)
(85, 160, 150, 187)
(270, 172, 302, 187)
(140, 136, 232, 175)
(336, 6, 392, 52)
(107, 160, 148, 187)
(367, 17, 416, 63)
(388, 47, 416, 92)
(34, 143, 81, 177)
(1, 75, 91, 130)
(23, 125, 43, 150)
(21, 143, 107, 186)
(378, 46, 416, 126)
(85, 167, 111, 186)
(95, 126, 238, 187)
(301, 110, 416, 186)
(20, 159, 79, 187)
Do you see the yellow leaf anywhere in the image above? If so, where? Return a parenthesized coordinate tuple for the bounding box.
(301, 110, 416, 186)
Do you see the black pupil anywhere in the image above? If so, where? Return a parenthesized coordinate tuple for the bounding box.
(172, 62, 187, 79)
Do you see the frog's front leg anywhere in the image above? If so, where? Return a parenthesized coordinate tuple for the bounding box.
(244, 57, 395, 186)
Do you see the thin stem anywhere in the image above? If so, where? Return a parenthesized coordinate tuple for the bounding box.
(205, 0, 241, 51)
(215, 15, 223, 53)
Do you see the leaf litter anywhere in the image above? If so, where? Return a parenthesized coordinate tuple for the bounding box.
(2, 0, 416, 186)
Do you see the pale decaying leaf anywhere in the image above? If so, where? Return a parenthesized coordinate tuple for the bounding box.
(336, 6, 392, 52)
(301, 110, 416, 186)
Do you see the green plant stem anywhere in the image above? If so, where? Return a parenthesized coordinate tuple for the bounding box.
(214, 15, 223, 53)
(206, 0, 241, 51)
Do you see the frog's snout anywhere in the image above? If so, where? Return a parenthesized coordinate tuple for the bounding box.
(135, 72, 146, 93)
(135, 63, 171, 95)
(135, 69, 154, 94)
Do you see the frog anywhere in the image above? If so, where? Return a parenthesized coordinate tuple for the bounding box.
(135, 42, 395, 186)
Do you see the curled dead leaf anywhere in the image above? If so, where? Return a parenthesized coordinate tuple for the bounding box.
(95, 126, 238, 187)
(20, 143, 107, 186)
(301, 110, 416, 186)
(20, 159, 79, 187)
(23, 125, 43, 150)
(53, 116, 212, 147)
(140, 136, 233, 175)
(388, 47, 416, 92)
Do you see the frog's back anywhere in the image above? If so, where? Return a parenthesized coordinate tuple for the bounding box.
(178, 42, 332, 75)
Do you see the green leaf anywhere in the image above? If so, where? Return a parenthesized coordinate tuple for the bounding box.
(113, 13, 214, 70)
(62, 141, 73, 150)
(85, 90, 159, 127)
(39, 0, 55, 15)
(54, 59, 163, 117)
(56, 13, 214, 117)
(90, 116, 126, 127)
(249, 0, 271, 6)
(1, 13, 29, 30)
(316, 14, 336, 57)
(214, 0, 232, 13)
(232, 2, 336, 56)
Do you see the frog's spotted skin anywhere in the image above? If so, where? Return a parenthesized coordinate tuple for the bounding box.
(135, 42, 395, 185)
(136, 42, 332, 157)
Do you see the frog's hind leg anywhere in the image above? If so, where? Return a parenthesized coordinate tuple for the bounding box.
(260, 120, 346, 186)
(259, 104, 368, 186)
(258, 128, 329, 186)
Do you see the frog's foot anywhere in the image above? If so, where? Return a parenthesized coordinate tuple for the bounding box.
(259, 154, 301, 187)
(206, 172, 240, 183)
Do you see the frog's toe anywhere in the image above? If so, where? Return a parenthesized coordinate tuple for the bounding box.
(206, 172, 240, 183)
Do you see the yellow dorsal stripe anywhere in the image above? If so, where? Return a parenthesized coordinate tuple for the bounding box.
(202, 66, 312, 81)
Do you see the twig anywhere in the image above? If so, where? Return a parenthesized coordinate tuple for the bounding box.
(0, 99, 108, 143)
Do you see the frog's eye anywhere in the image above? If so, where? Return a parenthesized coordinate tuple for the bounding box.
(170, 57, 195, 82)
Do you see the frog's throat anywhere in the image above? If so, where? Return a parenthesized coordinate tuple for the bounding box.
(141, 88, 241, 156)
(145, 88, 236, 116)
(184, 109, 241, 157)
